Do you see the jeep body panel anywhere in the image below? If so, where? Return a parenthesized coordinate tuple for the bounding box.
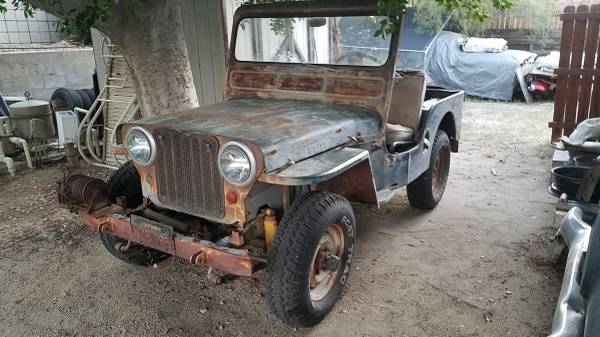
(225, 3, 399, 127)
(262, 88, 464, 206)
(121, 2, 464, 224)
(370, 88, 463, 200)
(58, 3, 467, 321)
(136, 98, 381, 172)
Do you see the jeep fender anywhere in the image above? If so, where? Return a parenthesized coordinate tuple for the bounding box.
(258, 147, 378, 205)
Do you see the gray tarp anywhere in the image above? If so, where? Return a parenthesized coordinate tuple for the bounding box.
(426, 32, 536, 100)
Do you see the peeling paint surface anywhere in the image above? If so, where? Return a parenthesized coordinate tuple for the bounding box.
(136, 98, 381, 172)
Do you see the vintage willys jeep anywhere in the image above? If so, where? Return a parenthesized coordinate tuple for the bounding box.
(59, 2, 464, 327)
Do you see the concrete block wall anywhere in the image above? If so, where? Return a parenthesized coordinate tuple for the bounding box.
(0, 3, 65, 45)
(0, 48, 94, 100)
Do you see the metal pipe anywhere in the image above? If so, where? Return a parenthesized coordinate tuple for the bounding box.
(0, 140, 15, 177)
(9, 136, 33, 169)
(141, 208, 190, 233)
(76, 88, 107, 165)
(110, 100, 138, 166)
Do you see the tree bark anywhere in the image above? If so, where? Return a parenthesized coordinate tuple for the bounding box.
(28, 0, 199, 118)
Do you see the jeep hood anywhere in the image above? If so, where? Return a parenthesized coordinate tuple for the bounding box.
(136, 98, 381, 172)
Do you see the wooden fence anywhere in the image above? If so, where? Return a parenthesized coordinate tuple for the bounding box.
(488, 13, 562, 31)
(550, 4, 600, 142)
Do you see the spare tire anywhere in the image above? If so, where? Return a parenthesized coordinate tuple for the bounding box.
(76, 89, 92, 110)
(107, 161, 143, 208)
(84, 88, 97, 101)
(51, 88, 85, 111)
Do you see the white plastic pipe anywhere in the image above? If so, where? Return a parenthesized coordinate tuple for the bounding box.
(0, 141, 16, 177)
(9, 137, 33, 169)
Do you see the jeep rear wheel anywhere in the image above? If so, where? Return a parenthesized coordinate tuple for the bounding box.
(267, 192, 355, 327)
(407, 129, 451, 210)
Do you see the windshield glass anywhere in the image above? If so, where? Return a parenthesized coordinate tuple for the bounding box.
(235, 16, 392, 67)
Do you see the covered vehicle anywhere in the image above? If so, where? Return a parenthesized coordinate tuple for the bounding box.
(427, 31, 536, 101)
(58, 1, 464, 327)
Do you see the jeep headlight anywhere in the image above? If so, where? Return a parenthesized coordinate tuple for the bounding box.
(218, 141, 256, 187)
(126, 126, 156, 166)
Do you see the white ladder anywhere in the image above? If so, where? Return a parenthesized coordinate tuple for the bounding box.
(77, 41, 139, 169)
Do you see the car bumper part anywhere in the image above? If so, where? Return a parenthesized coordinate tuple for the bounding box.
(81, 206, 255, 277)
(549, 207, 591, 337)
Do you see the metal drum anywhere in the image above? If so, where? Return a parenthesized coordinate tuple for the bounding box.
(9, 99, 56, 139)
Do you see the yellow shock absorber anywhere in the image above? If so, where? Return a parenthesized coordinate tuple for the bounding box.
(263, 208, 278, 250)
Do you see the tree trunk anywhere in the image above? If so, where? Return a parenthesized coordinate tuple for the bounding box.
(100, 1, 199, 117)
(28, 0, 199, 118)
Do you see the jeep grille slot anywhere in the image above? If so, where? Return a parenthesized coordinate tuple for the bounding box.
(154, 129, 224, 219)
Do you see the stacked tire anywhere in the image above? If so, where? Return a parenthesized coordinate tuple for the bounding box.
(50, 87, 97, 111)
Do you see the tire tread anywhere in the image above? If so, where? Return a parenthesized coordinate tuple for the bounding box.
(407, 129, 450, 210)
(267, 191, 354, 326)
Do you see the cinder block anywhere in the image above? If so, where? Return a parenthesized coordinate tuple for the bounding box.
(35, 11, 47, 20)
(40, 31, 51, 42)
(29, 32, 41, 43)
(18, 32, 31, 44)
(5, 21, 18, 32)
(14, 10, 26, 21)
(27, 21, 39, 31)
(4, 11, 17, 21)
(17, 21, 28, 31)
(8, 32, 19, 43)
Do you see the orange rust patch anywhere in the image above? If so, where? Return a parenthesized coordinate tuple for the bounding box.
(326, 78, 383, 98)
(279, 75, 324, 92)
(231, 72, 277, 90)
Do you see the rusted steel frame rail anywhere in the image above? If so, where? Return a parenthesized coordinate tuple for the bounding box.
(82, 208, 254, 277)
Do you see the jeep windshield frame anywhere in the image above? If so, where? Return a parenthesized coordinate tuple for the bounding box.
(234, 15, 393, 68)
(225, 2, 402, 131)
(230, 2, 400, 70)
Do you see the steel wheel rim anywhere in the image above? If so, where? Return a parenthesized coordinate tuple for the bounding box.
(309, 223, 345, 302)
(432, 145, 450, 197)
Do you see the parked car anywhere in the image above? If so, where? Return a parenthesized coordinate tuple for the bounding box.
(58, 2, 464, 327)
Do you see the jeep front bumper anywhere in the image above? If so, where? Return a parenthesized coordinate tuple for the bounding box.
(81, 206, 255, 277)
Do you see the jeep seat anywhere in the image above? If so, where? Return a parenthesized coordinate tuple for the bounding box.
(386, 71, 426, 147)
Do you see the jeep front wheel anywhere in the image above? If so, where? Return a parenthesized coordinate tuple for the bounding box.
(267, 192, 355, 327)
(102, 161, 170, 266)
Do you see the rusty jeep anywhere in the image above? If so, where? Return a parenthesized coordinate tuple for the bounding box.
(59, 2, 464, 327)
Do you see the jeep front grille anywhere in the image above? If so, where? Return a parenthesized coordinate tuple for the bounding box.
(154, 129, 224, 219)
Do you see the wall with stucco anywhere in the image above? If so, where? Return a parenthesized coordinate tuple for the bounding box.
(0, 48, 94, 100)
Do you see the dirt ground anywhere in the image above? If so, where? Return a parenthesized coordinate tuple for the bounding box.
(0, 101, 561, 337)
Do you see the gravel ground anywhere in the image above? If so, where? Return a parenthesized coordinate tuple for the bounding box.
(0, 101, 561, 337)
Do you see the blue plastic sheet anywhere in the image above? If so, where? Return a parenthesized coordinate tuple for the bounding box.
(426, 32, 536, 100)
